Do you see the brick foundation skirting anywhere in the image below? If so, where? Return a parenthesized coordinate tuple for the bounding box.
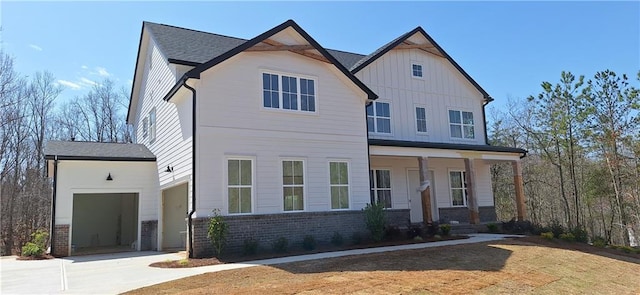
(53, 224, 70, 257)
(191, 209, 410, 258)
(438, 206, 497, 223)
(141, 220, 158, 251)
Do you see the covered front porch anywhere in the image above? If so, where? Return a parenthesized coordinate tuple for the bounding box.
(369, 140, 527, 225)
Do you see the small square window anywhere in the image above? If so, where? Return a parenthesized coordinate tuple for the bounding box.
(412, 64, 423, 78)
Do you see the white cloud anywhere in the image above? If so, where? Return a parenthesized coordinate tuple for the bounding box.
(79, 77, 98, 86)
(95, 67, 110, 77)
(127, 79, 133, 85)
(57, 80, 81, 90)
(29, 44, 43, 51)
(81, 65, 88, 69)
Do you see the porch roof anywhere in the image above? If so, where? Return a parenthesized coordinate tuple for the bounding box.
(369, 139, 527, 156)
(44, 141, 156, 162)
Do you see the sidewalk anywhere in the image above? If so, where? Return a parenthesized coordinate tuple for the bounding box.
(0, 233, 522, 294)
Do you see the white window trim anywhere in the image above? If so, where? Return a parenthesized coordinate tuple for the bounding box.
(447, 108, 476, 141)
(411, 62, 424, 79)
(367, 101, 393, 135)
(142, 116, 148, 139)
(260, 70, 319, 115)
(448, 169, 467, 207)
(280, 158, 306, 212)
(370, 168, 393, 209)
(148, 108, 156, 144)
(414, 104, 429, 135)
(225, 156, 256, 215)
(328, 160, 351, 210)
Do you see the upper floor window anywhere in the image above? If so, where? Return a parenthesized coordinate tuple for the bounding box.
(370, 169, 392, 208)
(412, 64, 423, 78)
(367, 102, 391, 134)
(449, 171, 467, 207)
(262, 72, 315, 112)
(142, 117, 148, 139)
(149, 108, 156, 143)
(416, 106, 427, 133)
(283, 160, 304, 211)
(449, 110, 474, 139)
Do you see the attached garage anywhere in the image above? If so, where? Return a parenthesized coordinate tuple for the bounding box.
(45, 141, 159, 257)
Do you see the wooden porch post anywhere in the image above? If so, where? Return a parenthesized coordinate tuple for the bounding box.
(464, 158, 480, 224)
(418, 157, 433, 224)
(512, 160, 527, 221)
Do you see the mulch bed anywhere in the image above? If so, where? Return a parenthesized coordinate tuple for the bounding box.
(16, 254, 55, 260)
(518, 235, 640, 259)
(150, 235, 468, 268)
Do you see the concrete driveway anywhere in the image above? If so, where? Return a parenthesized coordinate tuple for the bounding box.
(0, 234, 520, 294)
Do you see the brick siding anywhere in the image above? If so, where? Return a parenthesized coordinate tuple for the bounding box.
(52, 224, 70, 257)
(141, 220, 158, 251)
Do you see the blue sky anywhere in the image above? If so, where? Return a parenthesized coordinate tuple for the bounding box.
(2, 1, 639, 111)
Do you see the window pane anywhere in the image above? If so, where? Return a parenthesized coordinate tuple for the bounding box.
(240, 160, 251, 185)
(282, 76, 297, 110)
(294, 161, 303, 185)
(293, 187, 304, 210)
(462, 111, 474, 124)
(228, 188, 239, 213)
(450, 171, 462, 188)
(228, 160, 239, 185)
(240, 188, 252, 213)
(271, 74, 278, 91)
(449, 110, 461, 123)
(330, 162, 338, 184)
(450, 125, 462, 138)
(377, 118, 391, 133)
(452, 189, 463, 206)
(366, 104, 374, 116)
(416, 107, 427, 132)
(339, 186, 349, 208)
(376, 170, 391, 188)
(377, 102, 390, 118)
(307, 79, 314, 95)
(379, 190, 392, 208)
(331, 187, 340, 209)
(339, 162, 348, 184)
(367, 117, 375, 132)
(464, 125, 475, 139)
(283, 161, 293, 185)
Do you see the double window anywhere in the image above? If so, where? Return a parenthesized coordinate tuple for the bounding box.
(263, 73, 315, 112)
(227, 159, 253, 214)
(367, 102, 391, 134)
(449, 171, 467, 206)
(370, 169, 392, 208)
(449, 110, 474, 139)
(330, 162, 349, 209)
(282, 160, 304, 211)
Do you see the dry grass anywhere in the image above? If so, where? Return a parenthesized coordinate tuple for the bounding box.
(126, 237, 640, 295)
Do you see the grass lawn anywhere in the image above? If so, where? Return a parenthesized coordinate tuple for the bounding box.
(126, 237, 640, 294)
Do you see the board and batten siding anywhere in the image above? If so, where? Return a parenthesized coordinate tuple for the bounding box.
(133, 34, 193, 191)
(192, 50, 370, 217)
(355, 48, 487, 144)
(369, 157, 494, 210)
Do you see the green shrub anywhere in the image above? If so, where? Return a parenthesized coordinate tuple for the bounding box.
(207, 209, 229, 256)
(272, 237, 288, 253)
(413, 236, 423, 242)
(21, 229, 48, 257)
(549, 220, 565, 238)
(559, 233, 575, 242)
(570, 227, 589, 243)
(541, 232, 554, 240)
(592, 236, 607, 248)
(331, 232, 344, 246)
(302, 235, 316, 251)
(440, 224, 451, 236)
(243, 238, 258, 256)
(487, 223, 499, 233)
(363, 202, 386, 242)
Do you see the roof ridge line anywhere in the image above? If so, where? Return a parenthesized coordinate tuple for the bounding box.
(143, 21, 248, 42)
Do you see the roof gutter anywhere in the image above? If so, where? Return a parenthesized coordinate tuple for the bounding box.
(482, 97, 491, 145)
(183, 80, 197, 259)
(50, 157, 58, 256)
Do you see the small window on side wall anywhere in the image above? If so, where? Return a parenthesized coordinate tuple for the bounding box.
(412, 64, 423, 78)
(148, 108, 156, 143)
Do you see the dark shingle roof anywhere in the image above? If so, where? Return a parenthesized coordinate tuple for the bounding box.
(44, 141, 156, 161)
(144, 22, 246, 65)
(350, 32, 411, 72)
(325, 49, 366, 69)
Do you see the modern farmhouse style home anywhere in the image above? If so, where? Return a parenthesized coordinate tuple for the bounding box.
(45, 20, 527, 257)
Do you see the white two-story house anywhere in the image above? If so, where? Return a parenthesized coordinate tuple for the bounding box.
(45, 20, 526, 257)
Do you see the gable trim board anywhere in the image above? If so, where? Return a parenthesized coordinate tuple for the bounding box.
(161, 19, 378, 103)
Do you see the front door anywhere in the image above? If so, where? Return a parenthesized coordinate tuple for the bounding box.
(408, 170, 437, 223)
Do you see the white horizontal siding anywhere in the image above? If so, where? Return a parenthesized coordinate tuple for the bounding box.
(356, 47, 487, 144)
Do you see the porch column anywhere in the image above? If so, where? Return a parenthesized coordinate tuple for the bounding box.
(512, 160, 527, 221)
(464, 158, 480, 224)
(417, 157, 433, 224)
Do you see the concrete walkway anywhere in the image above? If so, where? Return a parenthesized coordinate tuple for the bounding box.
(0, 234, 522, 294)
